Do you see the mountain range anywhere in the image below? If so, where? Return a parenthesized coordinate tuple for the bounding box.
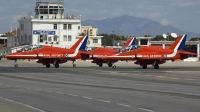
(82, 15, 200, 39)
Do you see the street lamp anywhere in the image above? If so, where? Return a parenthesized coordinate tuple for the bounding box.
(119, 29, 123, 46)
(112, 30, 115, 48)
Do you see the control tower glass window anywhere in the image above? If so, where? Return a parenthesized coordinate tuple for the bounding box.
(49, 6, 59, 14)
(38, 6, 48, 14)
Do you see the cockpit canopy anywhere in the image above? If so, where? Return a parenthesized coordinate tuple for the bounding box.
(17, 45, 44, 52)
(115, 45, 141, 53)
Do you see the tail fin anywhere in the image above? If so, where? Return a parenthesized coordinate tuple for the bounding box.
(123, 37, 136, 47)
(70, 36, 88, 51)
(169, 34, 187, 50)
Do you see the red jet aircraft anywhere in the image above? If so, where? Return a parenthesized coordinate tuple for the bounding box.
(97, 34, 196, 69)
(84, 37, 136, 67)
(6, 36, 88, 68)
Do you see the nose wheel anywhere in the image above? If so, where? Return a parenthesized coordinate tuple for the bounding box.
(14, 64, 18, 68)
(72, 61, 76, 67)
(14, 60, 18, 68)
(112, 65, 116, 69)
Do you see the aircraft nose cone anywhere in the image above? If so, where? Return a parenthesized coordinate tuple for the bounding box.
(5, 54, 14, 59)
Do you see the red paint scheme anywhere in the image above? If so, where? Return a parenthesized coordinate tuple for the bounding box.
(84, 38, 136, 67)
(6, 36, 88, 68)
(97, 34, 196, 69)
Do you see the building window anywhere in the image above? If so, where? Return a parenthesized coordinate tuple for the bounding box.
(15, 37, 17, 42)
(63, 24, 67, 29)
(68, 24, 71, 30)
(43, 35, 47, 41)
(29, 35, 31, 41)
(25, 35, 27, 41)
(93, 39, 98, 43)
(48, 37, 52, 42)
(54, 35, 58, 41)
(54, 24, 57, 29)
(78, 26, 80, 30)
(68, 35, 72, 41)
(63, 35, 67, 41)
(21, 36, 23, 41)
(21, 24, 24, 30)
(40, 35, 43, 43)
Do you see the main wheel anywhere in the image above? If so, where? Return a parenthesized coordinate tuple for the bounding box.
(73, 64, 76, 67)
(108, 63, 112, 67)
(46, 64, 50, 68)
(99, 63, 103, 67)
(55, 63, 59, 68)
(154, 64, 159, 69)
(142, 65, 147, 69)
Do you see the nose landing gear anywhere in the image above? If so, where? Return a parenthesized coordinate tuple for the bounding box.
(14, 60, 18, 68)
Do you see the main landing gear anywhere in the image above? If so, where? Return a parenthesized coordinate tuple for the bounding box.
(14, 60, 18, 68)
(99, 63, 103, 67)
(142, 65, 147, 69)
(154, 64, 159, 69)
(46, 64, 50, 68)
(55, 63, 59, 68)
(108, 62, 112, 67)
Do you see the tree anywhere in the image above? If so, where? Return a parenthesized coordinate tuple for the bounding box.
(151, 35, 164, 41)
(99, 33, 127, 46)
(189, 37, 200, 41)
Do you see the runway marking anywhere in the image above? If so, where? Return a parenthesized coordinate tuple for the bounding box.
(23, 87, 31, 89)
(81, 96, 93, 100)
(156, 76, 165, 78)
(6, 85, 12, 87)
(138, 108, 155, 112)
(56, 92, 65, 95)
(98, 100, 111, 103)
(117, 103, 132, 107)
(171, 78, 179, 80)
(67, 94, 78, 97)
(0, 97, 46, 112)
(35, 89, 42, 91)
(44, 90, 52, 93)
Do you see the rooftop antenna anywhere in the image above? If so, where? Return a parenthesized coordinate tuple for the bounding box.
(162, 34, 167, 39)
(171, 33, 178, 38)
(28, 12, 32, 16)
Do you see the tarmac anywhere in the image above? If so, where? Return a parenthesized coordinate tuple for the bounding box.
(0, 58, 200, 112)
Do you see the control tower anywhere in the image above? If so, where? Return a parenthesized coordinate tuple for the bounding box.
(34, 1, 65, 19)
(12, 0, 103, 49)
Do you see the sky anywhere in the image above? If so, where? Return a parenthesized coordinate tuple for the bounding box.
(0, 0, 200, 34)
